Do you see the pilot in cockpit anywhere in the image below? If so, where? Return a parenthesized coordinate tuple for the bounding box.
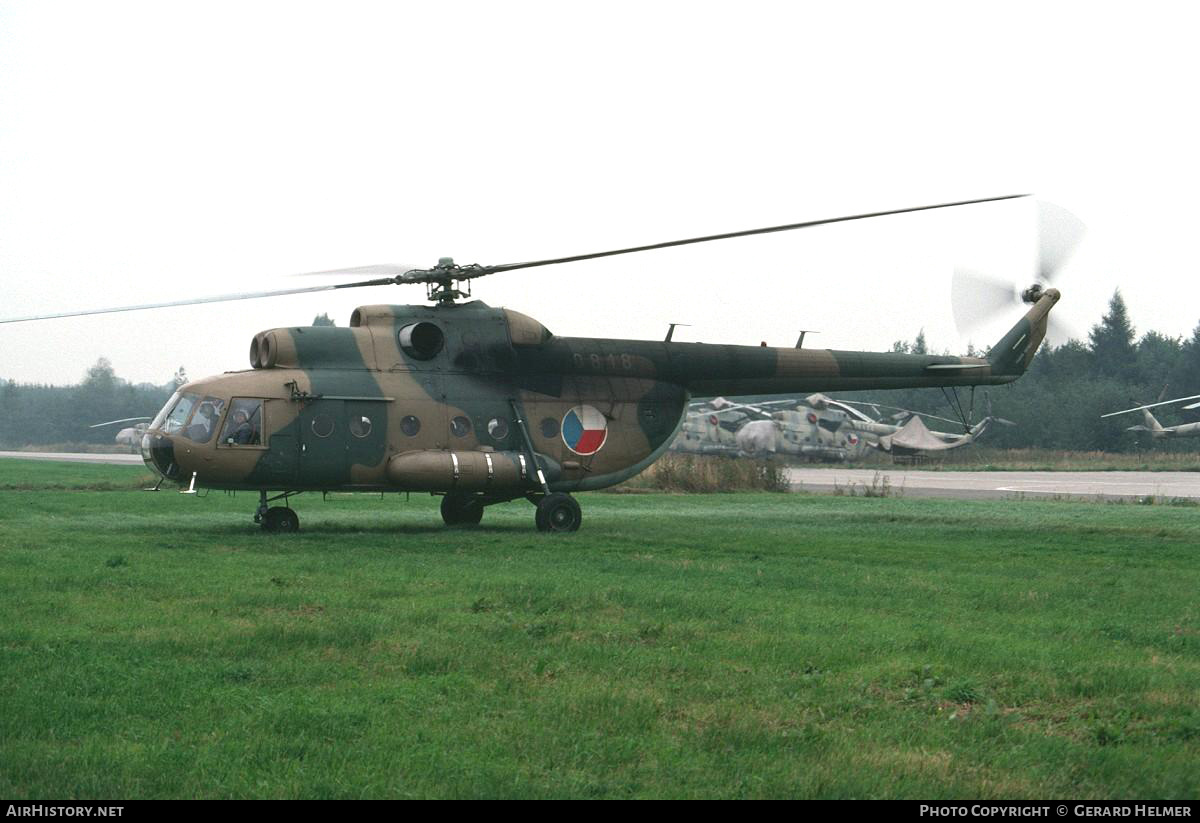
(187, 401, 221, 443)
(226, 408, 260, 445)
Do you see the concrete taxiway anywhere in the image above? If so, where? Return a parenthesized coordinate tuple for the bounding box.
(0, 451, 144, 465)
(786, 467, 1200, 501)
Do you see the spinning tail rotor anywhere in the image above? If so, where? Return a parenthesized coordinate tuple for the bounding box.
(951, 201, 1085, 342)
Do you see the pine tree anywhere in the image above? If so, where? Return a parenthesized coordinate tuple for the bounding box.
(1172, 321, 1200, 394)
(1089, 289, 1137, 380)
(912, 329, 928, 355)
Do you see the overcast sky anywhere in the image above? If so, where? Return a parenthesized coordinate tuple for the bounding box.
(1, 1, 1197, 386)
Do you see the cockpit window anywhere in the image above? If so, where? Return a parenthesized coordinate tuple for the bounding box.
(181, 396, 225, 444)
(162, 393, 198, 434)
(150, 391, 182, 432)
(220, 398, 263, 446)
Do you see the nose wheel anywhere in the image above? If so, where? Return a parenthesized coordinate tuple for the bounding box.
(534, 493, 582, 533)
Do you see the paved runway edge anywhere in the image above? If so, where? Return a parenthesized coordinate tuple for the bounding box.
(786, 467, 1200, 501)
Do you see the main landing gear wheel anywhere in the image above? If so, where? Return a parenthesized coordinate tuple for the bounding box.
(262, 506, 300, 533)
(441, 494, 484, 526)
(535, 493, 582, 533)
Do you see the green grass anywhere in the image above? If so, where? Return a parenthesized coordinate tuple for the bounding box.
(0, 459, 154, 490)
(1, 459, 1198, 798)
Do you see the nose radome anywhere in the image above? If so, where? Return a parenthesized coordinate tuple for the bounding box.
(142, 433, 179, 480)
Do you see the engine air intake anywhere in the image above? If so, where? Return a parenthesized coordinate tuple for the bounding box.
(398, 322, 444, 360)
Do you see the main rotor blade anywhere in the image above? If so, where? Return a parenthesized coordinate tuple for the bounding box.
(0, 279, 393, 325)
(481, 194, 1029, 275)
(1101, 394, 1200, 418)
(840, 399, 964, 428)
(814, 397, 877, 422)
(702, 401, 782, 417)
(290, 264, 422, 278)
(89, 417, 152, 428)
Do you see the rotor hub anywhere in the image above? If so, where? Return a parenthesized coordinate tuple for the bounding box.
(1020, 283, 1045, 305)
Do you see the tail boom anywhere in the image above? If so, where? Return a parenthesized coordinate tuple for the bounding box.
(525, 289, 1060, 397)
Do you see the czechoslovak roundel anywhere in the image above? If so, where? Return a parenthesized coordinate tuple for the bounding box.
(562, 405, 608, 456)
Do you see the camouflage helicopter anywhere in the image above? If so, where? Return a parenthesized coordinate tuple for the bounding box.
(1, 195, 1068, 533)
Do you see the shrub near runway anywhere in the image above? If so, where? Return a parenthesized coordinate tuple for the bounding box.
(0, 459, 1197, 798)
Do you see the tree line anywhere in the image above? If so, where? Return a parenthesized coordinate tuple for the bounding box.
(0, 360, 181, 449)
(847, 290, 1200, 452)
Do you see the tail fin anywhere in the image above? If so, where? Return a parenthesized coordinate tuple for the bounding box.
(987, 288, 1061, 376)
(1141, 408, 1165, 434)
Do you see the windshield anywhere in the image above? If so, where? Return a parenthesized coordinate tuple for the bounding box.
(152, 392, 226, 443)
(162, 393, 197, 434)
(150, 391, 182, 431)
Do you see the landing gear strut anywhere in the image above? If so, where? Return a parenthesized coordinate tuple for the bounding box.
(508, 398, 580, 533)
(256, 490, 300, 533)
(534, 493, 582, 533)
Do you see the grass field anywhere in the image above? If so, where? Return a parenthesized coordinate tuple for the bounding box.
(1, 459, 1198, 799)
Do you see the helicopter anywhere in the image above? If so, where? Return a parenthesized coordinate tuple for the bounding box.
(1, 194, 1069, 533)
(673, 395, 876, 462)
(1101, 392, 1200, 439)
(833, 395, 1014, 460)
(90, 416, 152, 453)
(678, 392, 1011, 462)
(671, 398, 754, 457)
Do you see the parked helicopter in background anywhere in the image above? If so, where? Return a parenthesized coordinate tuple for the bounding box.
(1102, 392, 1200, 440)
(835, 396, 1014, 461)
(90, 416, 152, 453)
(2, 194, 1071, 533)
(675, 392, 1013, 463)
(671, 399, 753, 457)
(735, 395, 875, 462)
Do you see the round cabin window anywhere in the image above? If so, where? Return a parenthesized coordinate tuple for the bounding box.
(540, 417, 559, 439)
(350, 415, 372, 438)
(400, 415, 421, 436)
(487, 417, 509, 441)
(311, 414, 335, 438)
(450, 416, 472, 437)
